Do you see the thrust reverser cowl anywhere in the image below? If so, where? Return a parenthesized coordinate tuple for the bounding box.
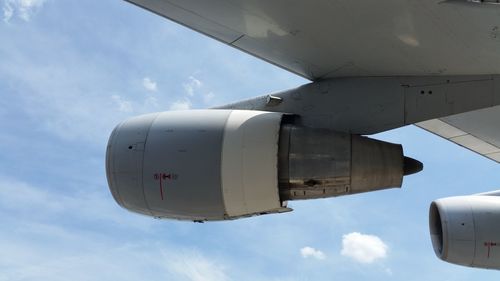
(106, 109, 422, 221)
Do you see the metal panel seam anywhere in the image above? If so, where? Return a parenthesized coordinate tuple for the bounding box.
(469, 197, 478, 266)
(219, 110, 233, 218)
(140, 113, 161, 217)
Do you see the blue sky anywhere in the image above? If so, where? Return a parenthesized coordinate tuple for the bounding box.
(1, 0, 500, 280)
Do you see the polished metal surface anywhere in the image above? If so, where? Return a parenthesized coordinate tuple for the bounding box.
(278, 126, 351, 200)
(350, 135, 404, 193)
(278, 126, 410, 201)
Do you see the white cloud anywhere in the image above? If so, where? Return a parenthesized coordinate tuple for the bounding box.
(183, 76, 202, 96)
(203, 92, 215, 104)
(3, 0, 46, 22)
(0, 25, 134, 143)
(341, 232, 388, 264)
(0, 228, 224, 281)
(165, 251, 229, 281)
(0, 177, 153, 228)
(111, 95, 133, 112)
(0, 177, 64, 212)
(0, 175, 235, 281)
(3, 2, 13, 22)
(142, 77, 157, 92)
(144, 96, 159, 108)
(169, 99, 191, 111)
(300, 246, 326, 260)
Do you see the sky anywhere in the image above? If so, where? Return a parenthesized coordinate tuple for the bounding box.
(1, 0, 500, 280)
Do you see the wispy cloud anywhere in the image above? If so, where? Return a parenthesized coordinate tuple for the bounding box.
(111, 94, 133, 112)
(179, 75, 216, 107)
(0, 27, 166, 143)
(3, 0, 47, 22)
(0, 177, 64, 212)
(3, 1, 13, 22)
(169, 99, 191, 111)
(0, 229, 227, 281)
(143, 77, 158, 92)
(183, 76, 202, 97)
(341, 232, 388, 264)
(165, 250, 229, 281)
(0, 176, 153, 229)
(300, 246, 326, 260)
(203, 91, 215, 104)
(144, 96, 159, 108)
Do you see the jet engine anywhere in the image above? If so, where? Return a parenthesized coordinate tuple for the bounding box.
(106, 109, 422, 221)
(429, 191, 500, 269)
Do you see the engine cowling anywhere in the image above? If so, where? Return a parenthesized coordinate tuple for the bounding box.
(429, 192, 500, 269)
(106, 109, 421, 221)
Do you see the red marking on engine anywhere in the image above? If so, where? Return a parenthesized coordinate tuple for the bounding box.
(159, 174, 164, 200)
(154, 173, 165, 200)
(484, 242, 497, 258)
(153, 173, 177, 201)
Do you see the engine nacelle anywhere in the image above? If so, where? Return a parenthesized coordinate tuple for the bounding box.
(429, 192, 500, 269)
(106, 110, 288, 221)
(106, 110, 421, 221)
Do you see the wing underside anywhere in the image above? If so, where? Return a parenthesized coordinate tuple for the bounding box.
(128, 0, 500, 80)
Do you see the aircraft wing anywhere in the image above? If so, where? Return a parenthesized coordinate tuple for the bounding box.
(127, 0, 500, 80)
(126, 0, 500, 163)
